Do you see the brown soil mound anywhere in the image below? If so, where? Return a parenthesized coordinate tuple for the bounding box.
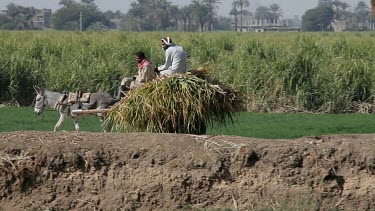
(0, 131, 374, 211)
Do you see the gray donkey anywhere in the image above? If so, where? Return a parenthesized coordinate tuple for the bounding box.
(33, 86, 114, 132)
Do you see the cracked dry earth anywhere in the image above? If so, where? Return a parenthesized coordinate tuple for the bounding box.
(0, 131, 374, 211)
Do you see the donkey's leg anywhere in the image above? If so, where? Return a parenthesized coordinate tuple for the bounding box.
(71, 116, 80, 131)
(54, 113, 67, 132)
(97, 104, 110, 132)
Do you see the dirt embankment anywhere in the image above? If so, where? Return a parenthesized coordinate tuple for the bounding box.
(0, 131, 374, 210)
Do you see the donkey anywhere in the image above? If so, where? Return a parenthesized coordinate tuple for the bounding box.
(33, 86, 113, 132)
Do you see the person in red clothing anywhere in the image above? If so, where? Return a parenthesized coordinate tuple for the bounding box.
(113, 51, 156, 101)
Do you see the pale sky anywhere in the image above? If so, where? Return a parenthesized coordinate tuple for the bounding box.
(0, 0, 366, 18)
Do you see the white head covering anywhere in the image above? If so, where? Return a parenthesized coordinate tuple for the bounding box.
(161, 37, 173, 46)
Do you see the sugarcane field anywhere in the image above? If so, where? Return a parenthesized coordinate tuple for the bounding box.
(1, 1, 375, 210)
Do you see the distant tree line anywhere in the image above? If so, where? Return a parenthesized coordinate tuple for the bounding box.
(0, 0, 231, 31)
(121, 0, 226, 31)
(229, 1, 288, 31)
(0, 0, 293, 32)
(302, 0, 375, 31)
(0, 3, 38, 30)
(1, 0, 374, 32)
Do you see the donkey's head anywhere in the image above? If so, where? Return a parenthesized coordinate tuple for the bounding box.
(33, 86, 45, 115)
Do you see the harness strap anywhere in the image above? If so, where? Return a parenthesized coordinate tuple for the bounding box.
(54, 93, 69, 110)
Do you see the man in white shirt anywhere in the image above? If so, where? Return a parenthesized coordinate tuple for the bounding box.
(157, 37, 187, 76)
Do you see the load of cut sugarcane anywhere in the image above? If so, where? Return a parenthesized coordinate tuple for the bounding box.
(103, 68, 246, 135)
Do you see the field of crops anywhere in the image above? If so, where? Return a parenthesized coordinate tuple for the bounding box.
(1, 31, 375, 112)
(2, 31, 375, 210)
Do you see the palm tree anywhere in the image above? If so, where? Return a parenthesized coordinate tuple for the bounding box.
(332, 0, 350, 20)
(229, 7, 239, 31)
(81, 0, 95, 4)
(191, 0, 209, 31)
(58, 0, 75, 8)
(356, 1, 370, 14)
(255, 6, 270, 20)
(179, 5, 193, 31)
(128, 0, 175, 31)
(268, 4, 283, 22)
(169, 5, 179, 30)
(232, 0, 250, 32)
(5, 3, 36, 30)
(6, 3, 23, 30)
(318, 0, 333, 7)
(203, 0, 220, 31)
(23, 7, 37, 29)
(355, 1, 370, 27)
(157, 0, 173, 30)
(146, 0, 172, 30)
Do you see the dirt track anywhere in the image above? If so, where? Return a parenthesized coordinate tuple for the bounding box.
(0, 131, 374, 210)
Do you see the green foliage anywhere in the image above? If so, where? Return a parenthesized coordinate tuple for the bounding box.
(208, 112, 375, 139)
(255, 6, 271, 19)
(123, 0, 176, 31)
(122, 0, 222, 32)
(302, 6, 334, 31)
(104, 70, 245, 134)
(1, 31, 375, 114)
(0, 3, 38, 30)
(52, 1, 109, 30)
(0, 15, 13, 30)
(0, 31, 143, 104)
(213, 16, 233, 31)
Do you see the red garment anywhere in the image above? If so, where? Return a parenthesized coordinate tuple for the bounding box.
(137, 59, 152, 69)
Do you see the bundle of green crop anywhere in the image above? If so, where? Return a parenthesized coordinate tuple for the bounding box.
(104, 68, 245, 134)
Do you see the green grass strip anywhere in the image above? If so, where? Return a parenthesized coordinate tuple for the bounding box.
(2, 107, 375, 139)
(209, 112, 375, 139)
